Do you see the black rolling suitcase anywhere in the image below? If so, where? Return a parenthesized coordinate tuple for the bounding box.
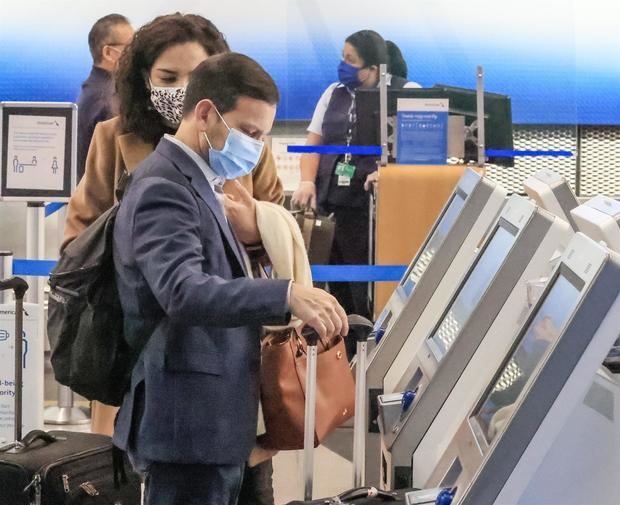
(0, 277, 141, 505)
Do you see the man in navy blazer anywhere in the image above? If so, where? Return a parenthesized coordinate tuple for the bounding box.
(112, 53, 348, 505)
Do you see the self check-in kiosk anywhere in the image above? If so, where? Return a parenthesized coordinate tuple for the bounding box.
(524, 168, 579, 230)
(398, 171, 581, 489)
(407, 232, 620, 505)
(571, 195, 620, 251)
(362, 169, 507, 485)
(377, 195, 573, 490)
(572, 195, 620, 370)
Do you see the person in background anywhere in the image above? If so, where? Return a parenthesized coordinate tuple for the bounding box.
(63, 14, 285, 505)
(386, 40, 408, 80)
(291, 30, 419, 354)
(112, 52, 348, 505)
(77, 14, 133, 181)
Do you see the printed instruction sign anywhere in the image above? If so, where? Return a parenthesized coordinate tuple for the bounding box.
(5, 114, 66, 191)
(0, 303, 44, 443)
(396, 98, 449, 165)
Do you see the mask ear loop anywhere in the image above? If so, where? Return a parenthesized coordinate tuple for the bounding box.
(203, 131, 213, 149)
(203, 102, 231, 150)
(212, 104, 231, 131)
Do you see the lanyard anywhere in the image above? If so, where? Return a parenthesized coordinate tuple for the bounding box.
(344, 91, 356, 164)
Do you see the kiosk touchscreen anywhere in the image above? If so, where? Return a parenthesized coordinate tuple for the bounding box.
(0, 102, 77, 201)
(372, 169, 505, 341)
(412, 233, 620, 505)
(377, 195, 573, 490)
(362, 169, 506, 485)
(524, 169, 579, 230)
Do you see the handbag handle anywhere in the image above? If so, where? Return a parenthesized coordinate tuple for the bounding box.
(294, 333, 330, 355)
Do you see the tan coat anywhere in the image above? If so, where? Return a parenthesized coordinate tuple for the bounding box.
(66, 117, 284, 436)
(63, 116, 284, 248)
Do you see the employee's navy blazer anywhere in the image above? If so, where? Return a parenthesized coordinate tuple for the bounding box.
(112, 138, 290, 465)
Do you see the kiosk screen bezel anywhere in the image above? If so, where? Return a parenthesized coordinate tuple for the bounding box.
(469, 265, 585, 449)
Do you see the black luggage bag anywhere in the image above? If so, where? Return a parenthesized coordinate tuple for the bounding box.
(0, 430, 141, 504)
(0, 276, 141, 505)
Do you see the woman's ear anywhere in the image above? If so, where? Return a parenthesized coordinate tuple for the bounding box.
(362, 65, 380, 87)
(143, 71, 152, 90)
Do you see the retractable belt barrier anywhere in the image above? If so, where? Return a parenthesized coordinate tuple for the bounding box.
(12, 259, 407, 283)
(287, 145, 574, 158)
(44, 202, 66, 217)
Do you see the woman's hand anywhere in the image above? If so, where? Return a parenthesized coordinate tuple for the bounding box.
(291, 181, 317, 210)
(223, 180, 261, 245)
(364, 171, 379, 192)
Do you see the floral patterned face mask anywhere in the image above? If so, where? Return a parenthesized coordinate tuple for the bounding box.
(149, 80, 187, 127)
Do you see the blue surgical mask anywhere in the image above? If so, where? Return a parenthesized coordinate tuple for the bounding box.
(202, 107, 264, 180)
(338, 60, 362, 90)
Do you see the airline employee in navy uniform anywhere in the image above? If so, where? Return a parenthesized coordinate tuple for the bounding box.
(292, 31, 419, 342)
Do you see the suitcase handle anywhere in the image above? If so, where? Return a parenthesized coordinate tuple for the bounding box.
(0, 277, 29, 300)
(348, 315, 374, 342)
(339, 487, 398, 502)
(21, 430, 59, 448)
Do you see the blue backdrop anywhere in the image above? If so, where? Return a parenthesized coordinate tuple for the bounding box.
(0, 0, 618, 124)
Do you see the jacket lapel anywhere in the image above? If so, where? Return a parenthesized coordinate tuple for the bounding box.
(155, 139, 247, 275)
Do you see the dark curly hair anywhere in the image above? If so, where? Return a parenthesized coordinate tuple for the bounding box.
(115, 13, 229, 145)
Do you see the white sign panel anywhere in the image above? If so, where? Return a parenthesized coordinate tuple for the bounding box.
(0, 303, 44, 443)
(1, 102, 76, 201)
(5, 114, 66, 191)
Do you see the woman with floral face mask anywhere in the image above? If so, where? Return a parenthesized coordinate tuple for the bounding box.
(291, 30, 420, 356)
(63, 13, 284, 249)
(62, 14, 283, 505)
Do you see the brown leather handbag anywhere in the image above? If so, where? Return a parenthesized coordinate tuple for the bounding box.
(258, 328, 355, 450)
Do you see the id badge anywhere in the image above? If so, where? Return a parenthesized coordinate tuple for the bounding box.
(335, 162, 356, 187)
(337, 175, 351, 187)
(335, 162, 356, 178)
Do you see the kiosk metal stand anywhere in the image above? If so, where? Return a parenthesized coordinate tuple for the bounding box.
(369, 63, 389, 316)
(0, 251, 13, 303)
(476, 66, 486, 167)
(25, 203, 45, 305)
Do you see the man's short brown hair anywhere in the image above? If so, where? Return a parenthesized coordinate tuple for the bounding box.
(183, 53, 279, 115)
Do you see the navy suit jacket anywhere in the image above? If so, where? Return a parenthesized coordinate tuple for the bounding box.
(76, 66, 116, 181)
(112, 138, 290, 465)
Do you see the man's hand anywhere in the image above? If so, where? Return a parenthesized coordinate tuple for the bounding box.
(291, 181, 317, 210)
(289, 283, 348, 341)
(223, 180, 261, 245)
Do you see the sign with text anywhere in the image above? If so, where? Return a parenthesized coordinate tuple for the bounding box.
(396, 98, 449, 165)
(0, 303, 44, 443)
(1, 102, 76, 201)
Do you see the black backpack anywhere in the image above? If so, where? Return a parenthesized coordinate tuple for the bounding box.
(47, 177, 138, 406)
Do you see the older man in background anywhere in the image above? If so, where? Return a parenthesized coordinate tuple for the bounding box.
(76, 14, 133, 181)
